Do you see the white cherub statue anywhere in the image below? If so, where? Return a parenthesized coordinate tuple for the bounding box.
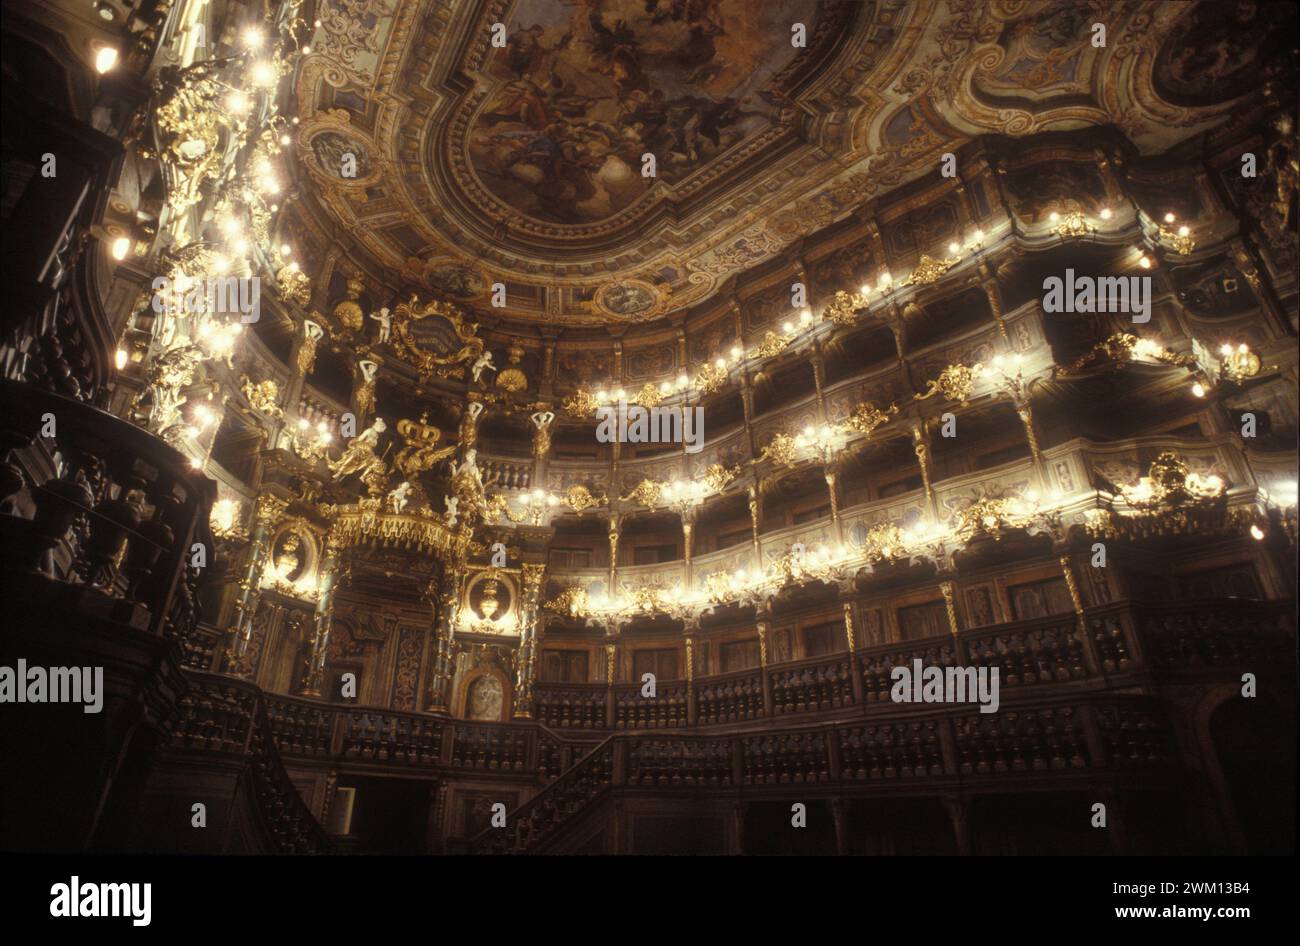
(369, 306, 392, 344)
(470, 350, 496, 383)
(388, 480, 412, 514)
(444, 495, 459, 526)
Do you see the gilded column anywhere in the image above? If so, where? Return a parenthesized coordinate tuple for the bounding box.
(302, 536, 343, 697)
(978, 262, 1011, 344)
(939, 580, 959, 637)
(748, 484, 762, 570)
(912, 423, 938, 520)
(228, 494, 286, 664)
(824, 468, 843, 542)
(682, 511, 694, 588)
(514, 563, 545, 719)
(756, 613, 774, 717)
(1059, 554, 1087, 636)
(425, 570, 459, 712)
(607, 514, 620, 598)
(842, 599, 857, 653)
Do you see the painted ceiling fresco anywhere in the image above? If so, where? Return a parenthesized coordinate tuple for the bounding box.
(470, 0, 819, 224)
(289, 0, 1294, 328)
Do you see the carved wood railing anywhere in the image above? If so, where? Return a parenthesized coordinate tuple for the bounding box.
(469, 692, 1180, 853)
(531, 599, 1293, 733)
(168, 675, 331, 853)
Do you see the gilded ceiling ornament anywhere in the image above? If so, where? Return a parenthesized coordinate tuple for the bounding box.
(495, 342, 528, 393)
(241, 376, 282, 418)
(394, 413, 457, 479)
(821, 289, 870, 326)
(332, 278, 366, 334)
(916, 363, 983, 405)
(388, 294, 486, 382)
(1052, 210, 1095, 240)
(842, 401, 898, 436)
(902, 253, 960, 287)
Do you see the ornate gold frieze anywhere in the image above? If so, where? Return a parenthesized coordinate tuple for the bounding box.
(324, 500, 469, 556)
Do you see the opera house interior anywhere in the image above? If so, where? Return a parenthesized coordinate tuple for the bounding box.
(1, 0, 1296, 859)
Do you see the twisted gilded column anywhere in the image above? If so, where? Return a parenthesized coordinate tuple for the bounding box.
(301, 536, 343, 697)
(513, 563, 545, 719)
(227, 494, 286, 664)
(425, 569, 460, 712)
(978, 262, 1011, 344)
(912, 423, 938, 520)
(607, 514, 619, 596)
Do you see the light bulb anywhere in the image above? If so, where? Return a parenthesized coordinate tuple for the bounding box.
(110, 236, 130, 260)
(1191, 382, 1206, 398)
(1099, 208, 1112, 220)
(94, 46, 118, 74)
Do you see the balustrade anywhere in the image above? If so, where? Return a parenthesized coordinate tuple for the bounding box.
(535, 683, 606, 729)
(694, 668, 765, 724)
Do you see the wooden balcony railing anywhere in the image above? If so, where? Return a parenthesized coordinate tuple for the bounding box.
(168, 675, 331, 853)
(469, 692, 1179, 853)
(532, 598, 1292, 732)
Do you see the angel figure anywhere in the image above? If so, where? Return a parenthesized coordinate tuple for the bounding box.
(471, 350, 496, 383)
(388, 480, 412, 514)
(369, 306, 392, 344)
(444, 495, 460, 527)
